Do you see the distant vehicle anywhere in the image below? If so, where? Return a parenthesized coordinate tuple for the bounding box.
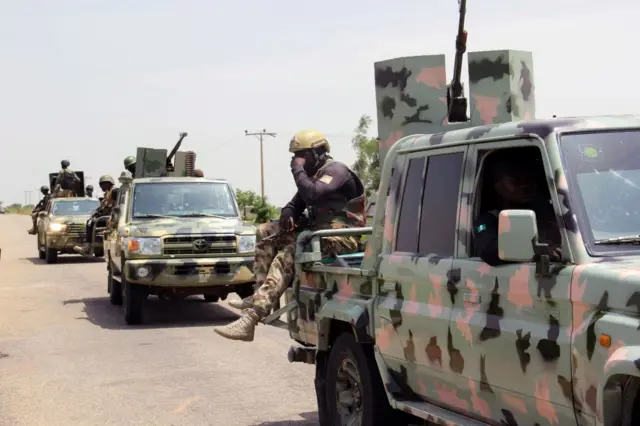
(0, 205, 4, 214)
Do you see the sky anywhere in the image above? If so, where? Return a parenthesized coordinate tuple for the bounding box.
(1, 0, 638, 206)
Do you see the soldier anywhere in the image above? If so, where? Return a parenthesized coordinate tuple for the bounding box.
(53, 160, 81, 197)
(193, 169, 204, 177)
(214, 129, 366, 342)
(27, 186, 51, 235)
(74, 175, 115, 255)
(85, 185, 94, 198)
(124, 156, 136, 178)
(474, 151, 562, 266)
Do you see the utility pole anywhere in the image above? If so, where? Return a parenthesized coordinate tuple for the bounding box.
(244, 129, 276, 199)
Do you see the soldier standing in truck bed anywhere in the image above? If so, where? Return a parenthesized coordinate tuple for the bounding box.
(124, 156, 136, 178)
(27, 186, 51, 235)
(53, 160, 81, 197)
(214, 130, 366, 342)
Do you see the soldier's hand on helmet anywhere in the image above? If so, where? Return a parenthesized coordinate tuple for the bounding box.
(279, 214, 295, 232)
(291, 156, 305, 169)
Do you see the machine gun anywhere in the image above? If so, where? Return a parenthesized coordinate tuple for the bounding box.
(166, 132, 188, 173)
(446, 0, 469, 123)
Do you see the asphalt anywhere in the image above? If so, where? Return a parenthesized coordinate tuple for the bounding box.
(0, 214, 319, 426)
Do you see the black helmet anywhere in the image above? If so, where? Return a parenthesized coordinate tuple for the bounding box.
(86, 185, 94, 190)
(61, 160, 70, 168)
(40, 186, 49, 194)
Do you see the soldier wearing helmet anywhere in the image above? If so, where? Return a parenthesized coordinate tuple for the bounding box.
(27, 186, 51, 235)
(85, 185, 94, 198)
(124, 156, 136, 178)
(215, 129, 366, 342)
(74, 175, 116, 255)
(53, 159, 81, 197)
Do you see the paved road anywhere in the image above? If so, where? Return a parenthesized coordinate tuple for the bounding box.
(0, 214, 319, 426)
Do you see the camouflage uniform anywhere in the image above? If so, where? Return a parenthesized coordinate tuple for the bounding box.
(215, 130, 366, 342)
(124, 156, 136, 178)
(27, 186, 51, 234)
(53, 160, 81, 197)
(74, 176, 115, 254)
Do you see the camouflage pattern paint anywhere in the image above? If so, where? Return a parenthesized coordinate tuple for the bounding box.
(374, 49, 536, 169)
(289, 115, 640, 425)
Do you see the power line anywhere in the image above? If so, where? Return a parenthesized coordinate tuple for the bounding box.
(244, 129, 276, 199)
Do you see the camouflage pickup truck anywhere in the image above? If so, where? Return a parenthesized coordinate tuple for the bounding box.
(36, 197, 101, 263)
(274, 116, 640, 426)
(105, 173, 257, 325)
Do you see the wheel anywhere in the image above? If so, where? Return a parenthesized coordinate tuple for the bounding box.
(45, 240, 58, 264)
(236, 283, 254, 300)
(108, 266, 123, 305)
(37, 236, 45, 260)
(203, 295, 220, 303)
(123, 277, 145, 325)
(325, 333, 393, 426)
(94, 247, 104, 257)
(621, 378, 640, 426)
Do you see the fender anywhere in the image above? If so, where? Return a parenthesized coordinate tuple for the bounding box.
(599, 345, 640, 423)
(315, 299, 372, 351)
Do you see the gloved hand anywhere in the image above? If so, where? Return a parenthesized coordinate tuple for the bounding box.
(279, 213, 295, 232)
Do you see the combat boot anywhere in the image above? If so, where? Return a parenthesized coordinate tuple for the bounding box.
(27, 228, 37, 235)
(228, 295, 254, 310)
(214, 309, 260, 342)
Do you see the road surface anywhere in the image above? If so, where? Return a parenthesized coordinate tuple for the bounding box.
(0, 214, 319, 426)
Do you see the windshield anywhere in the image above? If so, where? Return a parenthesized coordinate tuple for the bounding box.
(131, 182, 238, 218)
(559, 130, 640, 251)
(52, 199, 99, 216)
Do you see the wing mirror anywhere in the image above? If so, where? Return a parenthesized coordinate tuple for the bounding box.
(497, 210, 539, 262)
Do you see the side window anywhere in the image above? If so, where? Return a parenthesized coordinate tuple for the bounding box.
(418, 153, 464, 256)
(395, 157, 426, 252)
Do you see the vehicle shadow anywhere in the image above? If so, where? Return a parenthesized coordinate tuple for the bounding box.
(61, 296, 240, 330)
(251, 411, 319, 426)
(22, 256, 105, 265)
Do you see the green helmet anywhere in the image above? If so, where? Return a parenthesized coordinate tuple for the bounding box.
(124, 156, 136, 168)
(86, 185, 94, 190)
(61, 159, 70, 168)
(98, 175, 115, 185)
(40, 186, 49, 194)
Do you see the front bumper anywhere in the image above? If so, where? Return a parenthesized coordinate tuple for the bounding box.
(124, 256, 255, 287)
(46, 232, 103, 250)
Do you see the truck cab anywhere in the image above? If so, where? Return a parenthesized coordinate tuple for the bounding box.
(276, 116, 640, 426)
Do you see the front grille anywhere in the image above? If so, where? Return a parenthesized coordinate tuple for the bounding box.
(67, 223, 85, 234)
(163, 235, 237, 256)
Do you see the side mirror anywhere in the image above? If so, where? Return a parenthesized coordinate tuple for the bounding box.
(38, 211, 46, 218)
(498, 210, 538, 262)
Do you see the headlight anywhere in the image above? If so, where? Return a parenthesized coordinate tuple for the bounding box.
(49, 223, 66, 232)
(123, 237, 162, 255)
(237, 235, 256, 253)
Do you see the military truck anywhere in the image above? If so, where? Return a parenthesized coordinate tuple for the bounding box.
(36, 197, 101, 263)
(104, 135, 257, 325)
(264, 3, 640, 425)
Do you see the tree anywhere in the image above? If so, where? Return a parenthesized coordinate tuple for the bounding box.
(351, 114, 380, 197)
(235, 189, 278, 224)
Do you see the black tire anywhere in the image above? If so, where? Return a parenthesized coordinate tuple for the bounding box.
(94, 247, 104, 257)
(325, 333, 393, 426)
(123, 278, 145, 325)
(621, 378, 640, 426)
(203, 295, 220, 303)
(236, 283, 254, 300)
(108, 266, 123, 305)
(45, 240, 58, 264)
(37, 237, 45, 260)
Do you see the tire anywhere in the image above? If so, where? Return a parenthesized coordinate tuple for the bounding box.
(203, 295, 220, 303)
(325, 333, 393, 426)
(37, 237, 45, 260)
(45, 240, 58, 264)
(621, 378, 640, 426)
(108, 266, 123, 305)
(123, 276, 145, 325)
(94, 247, 104, 257)
(236, 283, 254, 300)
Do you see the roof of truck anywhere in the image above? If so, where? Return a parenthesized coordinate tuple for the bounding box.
(132, 177, 229, 184)
(393, 114, 640, 151)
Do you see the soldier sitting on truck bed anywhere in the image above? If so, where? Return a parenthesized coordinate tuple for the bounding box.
(74, 175, 116, 255)
(214, 129, 366, 342)
(27, 186, 51, 235)
(473, 149, 562, 266)
(53, 160, 81, 197)
(85, 185, 94, 198)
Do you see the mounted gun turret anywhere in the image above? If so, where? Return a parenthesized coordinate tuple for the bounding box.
(134, 132, 199, 178)
(446, 0, 469, 123)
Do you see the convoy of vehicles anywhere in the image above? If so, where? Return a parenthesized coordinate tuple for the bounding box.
(36, 197, 101, 263)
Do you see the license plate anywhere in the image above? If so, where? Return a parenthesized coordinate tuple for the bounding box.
(198, 267, 212, 282)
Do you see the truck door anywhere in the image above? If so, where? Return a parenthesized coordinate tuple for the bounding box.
(376, 145, 467, 404)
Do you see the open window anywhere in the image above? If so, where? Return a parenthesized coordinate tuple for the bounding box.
(469, 146, 560, 257)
